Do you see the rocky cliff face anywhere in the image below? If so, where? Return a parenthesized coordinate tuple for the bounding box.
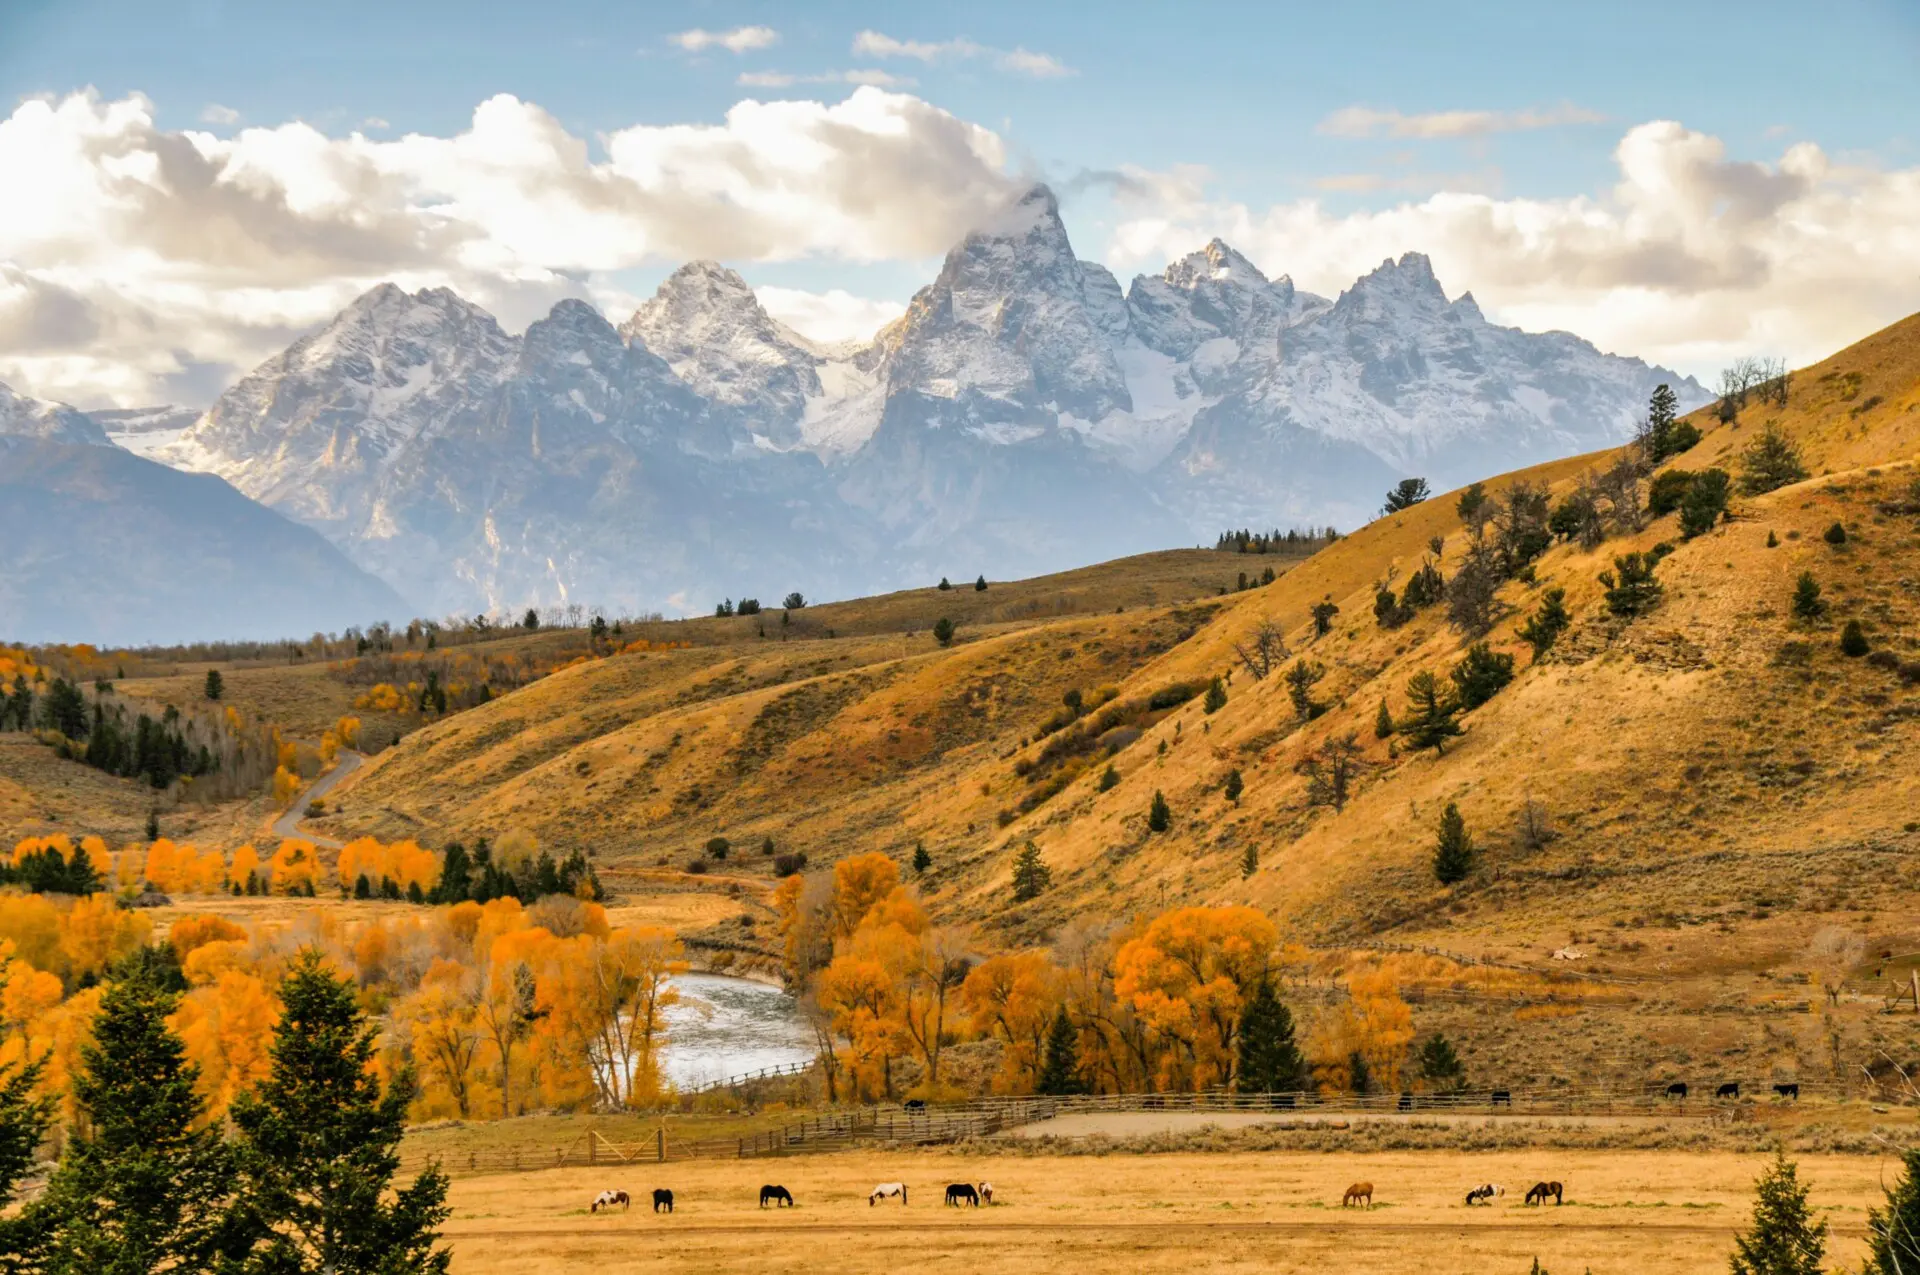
(149, 184, 1707, 617)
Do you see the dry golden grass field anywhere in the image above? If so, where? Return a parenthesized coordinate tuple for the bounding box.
(437, 1147, 1891, 1274)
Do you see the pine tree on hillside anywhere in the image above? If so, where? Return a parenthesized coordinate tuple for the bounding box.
(1382, 477, 1430, 514)
(1374, 698, 1394, 739)
(1147, 790, 1171, 833)
(1517, 588, 1571, 658)
(974, 575, 988, 592)
(1739, 423, 1809, 495)
(1010, 841, 1052, 903)
(1791, 572, 1827, 623)
(1432, 803, 1475, 885)
(1401, 671, 1462, 755)
(1235, 980, 1306, 1093)
(1416, 1033, 1467, 1090)
(912, 842, 932, 874)
(229, 950, 451, 1274)
(0, 1056, 52, 1259)
(1729, 1153, 1826, 1275)
(204, 669, 224, 701)
(1036, 1007, 1087, 1096)
(1223, 769, 1243, 804)
(31, 962, 239, 1271)
(1862, 1146, 1920, 1275)
(1204, 677, 1227, 713)
(1599, 551, 1664, 618)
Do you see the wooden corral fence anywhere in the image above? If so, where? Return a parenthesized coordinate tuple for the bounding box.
(404, 1081, 1842, 1179)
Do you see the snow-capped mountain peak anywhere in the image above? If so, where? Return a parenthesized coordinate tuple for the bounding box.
(0, 381, 109, 446)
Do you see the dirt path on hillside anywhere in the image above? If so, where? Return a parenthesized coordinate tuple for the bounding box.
(271, 751, 361, 849)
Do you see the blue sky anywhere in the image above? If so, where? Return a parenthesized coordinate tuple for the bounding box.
(1, 0, 1916, 402)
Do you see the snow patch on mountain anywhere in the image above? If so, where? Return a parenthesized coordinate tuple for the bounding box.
(0, 381, 109, 445)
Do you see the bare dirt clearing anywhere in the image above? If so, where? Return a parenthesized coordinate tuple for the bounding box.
(440, 1148, 1884, 1273)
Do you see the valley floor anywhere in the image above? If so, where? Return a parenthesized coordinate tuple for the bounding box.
(441, 1147, 1885, 1273)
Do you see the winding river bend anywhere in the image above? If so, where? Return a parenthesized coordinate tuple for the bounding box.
(657, 972, 814, 1090)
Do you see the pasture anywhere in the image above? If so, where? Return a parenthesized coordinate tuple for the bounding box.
(440, 1148, 1887, 1273)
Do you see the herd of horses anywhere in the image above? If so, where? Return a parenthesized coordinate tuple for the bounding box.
(1341, 1180, 1564, 1209)
(587, 1182, 998, 1213)
(1662, 1081, 1798, 1100)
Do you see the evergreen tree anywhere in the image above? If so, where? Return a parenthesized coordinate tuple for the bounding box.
(1767, 530, 1779, 548)
(1599, 551, 1664, 618)
(204, 669, 224, 701)
(1147, 790, 1171, 833)
(974, 575, 988, 592)
(1382, 477, 1431, 515)
(43, 678, 87, 740)
(1035, 1007, 1086, 1096)
(912, 842, 932, 874)
(1311, 600, 1340, 636)
(1791, 572, 1827, 623)
(932, 618, 956, 648)
(937, 577, 952, 591)
(522, 607, 539, 630)
(1401, 671, 1462, 755)
(1416, 1033, 1466, 1090)
(1739, 423, 1809, 495)
(1454, 481, 1487, 530)
(1097, 764, 1119, 792)
(1449, 644, 1515, 711)
(1374, 698, 1394, 739)
(1010, 841, 1052, 903)
(1648, 469, 1696, 517)
(1841, 620, 1870, 657)
(432, 841, 472, 904)
(1823, 521, 1848, 546)
(1240, 843, 1257, 878)
(0, 1056, 51, 1212)
(1432, 802, 1474, 885)
(1284, 660, 1326, 721)
(1729, 1153, 1826, 1275)
(1861, 1146, 1920, 1275)
(1517, 588, 1571, 658)
(1223, 769, 1243, 804)
(1679, 469, 1732, 539)
(1203, 677, 1227, 714)
(1234, 981, 1306, 1093)
(228, 951, 452, 1275)
(1347, 1050, 1372, 1095)
(31, 964, 239, 1272)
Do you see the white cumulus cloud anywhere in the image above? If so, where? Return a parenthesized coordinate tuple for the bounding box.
(1107, 121, 1920, 377)
(756, 285, 905, 345)
(668, 26, 779, 54)
(199, 103, 240, 126)
(738, 69, 916, 89)
(0, 88, 1015, 406)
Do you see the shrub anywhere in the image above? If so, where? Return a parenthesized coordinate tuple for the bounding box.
(1841, 620, 1870, 657)
(705, 836, 730, 860)
(1599, 552, 1663, 618)
(1098, 765, 1119, 792)
(1766, 530, 1779, 548)
(1146, 682, 1201, 711)
(1647, 469, 1695, 517)
(1450, 644, 1515, 711)
(761, 836, 774, 856)
(686, 859, 709, 875)
(1678, 468, 1732, 539)
(1739, 423, 1809, 495)
(1823, 521, 1848, 545)
(1517, 588, 1571, 658)
(1203, 677, 1227, 714)
(1223, 769, 1243, 803)
(772, 852, 808, 876)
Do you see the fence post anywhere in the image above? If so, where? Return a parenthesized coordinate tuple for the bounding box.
(588, 1130, 596, 1166)
(657, 1128, 665, 1162)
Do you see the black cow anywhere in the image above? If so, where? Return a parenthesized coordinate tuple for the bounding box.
(652, 1188, 674, 1214)
(1665, 1082, 1688, 1099)
(1773, 1083, 1800, 1101)
(760, 1185, 793, 1208)
(1490, 1090, 1512, 1107)
(1716, 1082, 1740, 1100)
(945, 1183, 980, 1207)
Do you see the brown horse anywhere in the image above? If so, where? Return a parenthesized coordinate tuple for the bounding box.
(1342, 1182, 1374, 1208)
(1525, 1181, 1563, 1206)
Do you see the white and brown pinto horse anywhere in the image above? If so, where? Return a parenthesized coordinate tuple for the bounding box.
(869, 1182, 908, 1206)
(1465, 1184, 1505, 1206)
(590, 1189, 630, 1213)
(978, 1182, 995, 1205)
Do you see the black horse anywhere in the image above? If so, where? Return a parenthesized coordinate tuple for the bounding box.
(1773, 1083, 1800, 1101)
(1665, 1082, 1688, 1099)
(652, 1188, 674, 1214)
(760, 1185, 793, 1208)
(1490, 1090, 1512, 1107)
(945, 1183, 980, 1207)
(1525, 1181, 1563, 1206)
(1716, 1082, 1740, 1100)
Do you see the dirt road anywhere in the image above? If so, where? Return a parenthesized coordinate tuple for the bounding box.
(270, 750, 361, 849)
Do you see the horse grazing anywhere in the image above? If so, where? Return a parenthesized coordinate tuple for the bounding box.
(590, 1190, 629, 1213)
(1525, 1181, 1563, 1206)
(1465, 1184, 1504, 1206)
(1489, 1090, 1512, 1107)
(978, 1182, 995, 1205)
(651, 1188, 674, 1214)
(1774, 1083, 1800, 1101)
(759, 1185, 793, 1208)
(1342, 1182, 1374, 1208)
(870, 1182, 908, 1207)
(945, 1183, 980, 1207)
(1716, 1082, 1740, 1100)
(1665, 1082, 1688, 1099)
(1396, 1093, 1414, 1112)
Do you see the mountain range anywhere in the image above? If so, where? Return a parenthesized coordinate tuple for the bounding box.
(4, 183, 1708, 631)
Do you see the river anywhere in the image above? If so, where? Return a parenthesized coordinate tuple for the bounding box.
(657, 972, 815, 1089)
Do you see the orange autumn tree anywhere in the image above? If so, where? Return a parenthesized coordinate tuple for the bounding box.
(1111, 906, 1277, 1091)
(961, 951, 1060, 1094)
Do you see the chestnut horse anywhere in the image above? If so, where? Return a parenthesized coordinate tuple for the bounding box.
(1525, 1181, 1563, 1206)
(1342, 1182, 1374, 1208)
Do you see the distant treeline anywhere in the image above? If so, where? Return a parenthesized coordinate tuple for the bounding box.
(1215, 527, 1341, 554)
